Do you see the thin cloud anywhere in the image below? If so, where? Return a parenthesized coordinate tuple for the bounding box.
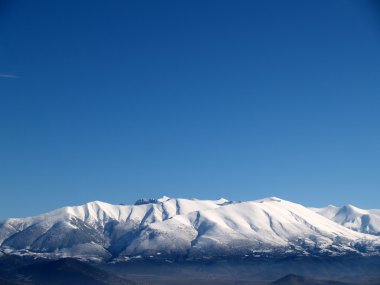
(0, 73, 20, 79)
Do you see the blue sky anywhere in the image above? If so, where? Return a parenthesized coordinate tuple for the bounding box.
(1, 0, 380, 219)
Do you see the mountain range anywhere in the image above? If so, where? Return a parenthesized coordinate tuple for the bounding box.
(0, 197, 379, 262)
(310, 204, 380, 236)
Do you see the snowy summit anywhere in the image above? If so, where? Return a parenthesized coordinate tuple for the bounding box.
(0, 197, 379, 262)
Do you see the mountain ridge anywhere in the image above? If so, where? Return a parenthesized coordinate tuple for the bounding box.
(310, 204, 380, 236)
(0, 197, 379, 262)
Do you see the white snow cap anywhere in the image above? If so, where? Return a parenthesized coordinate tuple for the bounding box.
(157, 196, 171, 202)
(1, 196, 379, 261)
(311, 203, 380, 235)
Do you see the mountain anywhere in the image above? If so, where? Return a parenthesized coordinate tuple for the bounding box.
(0, 197, 228, 260)
(1, 258, 133, 285)
(310, 205, 380, 236)
(271, 274, 349, 285)
(0, 197, 379, 261)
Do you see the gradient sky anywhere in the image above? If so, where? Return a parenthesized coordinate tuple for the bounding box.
(1, 0, 380, 219)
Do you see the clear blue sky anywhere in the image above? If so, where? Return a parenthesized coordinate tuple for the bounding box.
(1, 0, 380, 219)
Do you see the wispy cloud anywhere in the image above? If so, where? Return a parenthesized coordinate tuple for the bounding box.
(0, 73, 20, 79)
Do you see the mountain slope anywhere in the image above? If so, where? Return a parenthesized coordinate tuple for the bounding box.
(0, 197, 228, 260)
(12, 258, 132, 285)
(119, 197, 379, 259)
(310, 205, 380, 236)
(0, 197, 379, 261)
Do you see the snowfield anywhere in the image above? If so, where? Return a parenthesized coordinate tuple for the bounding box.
(310, 204, 380, 236)
(0, 197, 379, 261)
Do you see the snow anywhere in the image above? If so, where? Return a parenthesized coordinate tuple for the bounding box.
(137, 198, 376, 258)
(310, 204, 380, 235)
(1, 197, 380, 261)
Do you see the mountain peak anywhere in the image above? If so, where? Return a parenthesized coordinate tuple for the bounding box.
(338, 204, 365, 216)
(157, 196, 171, 202)
(310, 203, 380, 236)
(256, 196, 283, 203)
(1, 197, 379, 261)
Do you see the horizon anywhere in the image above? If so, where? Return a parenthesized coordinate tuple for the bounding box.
(1, 0, 380, 220)
(0, 194, 372, 220)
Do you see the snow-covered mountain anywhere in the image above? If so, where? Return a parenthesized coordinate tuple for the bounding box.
(310, 204, 380, 236)
(0, 197, 379, 261)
